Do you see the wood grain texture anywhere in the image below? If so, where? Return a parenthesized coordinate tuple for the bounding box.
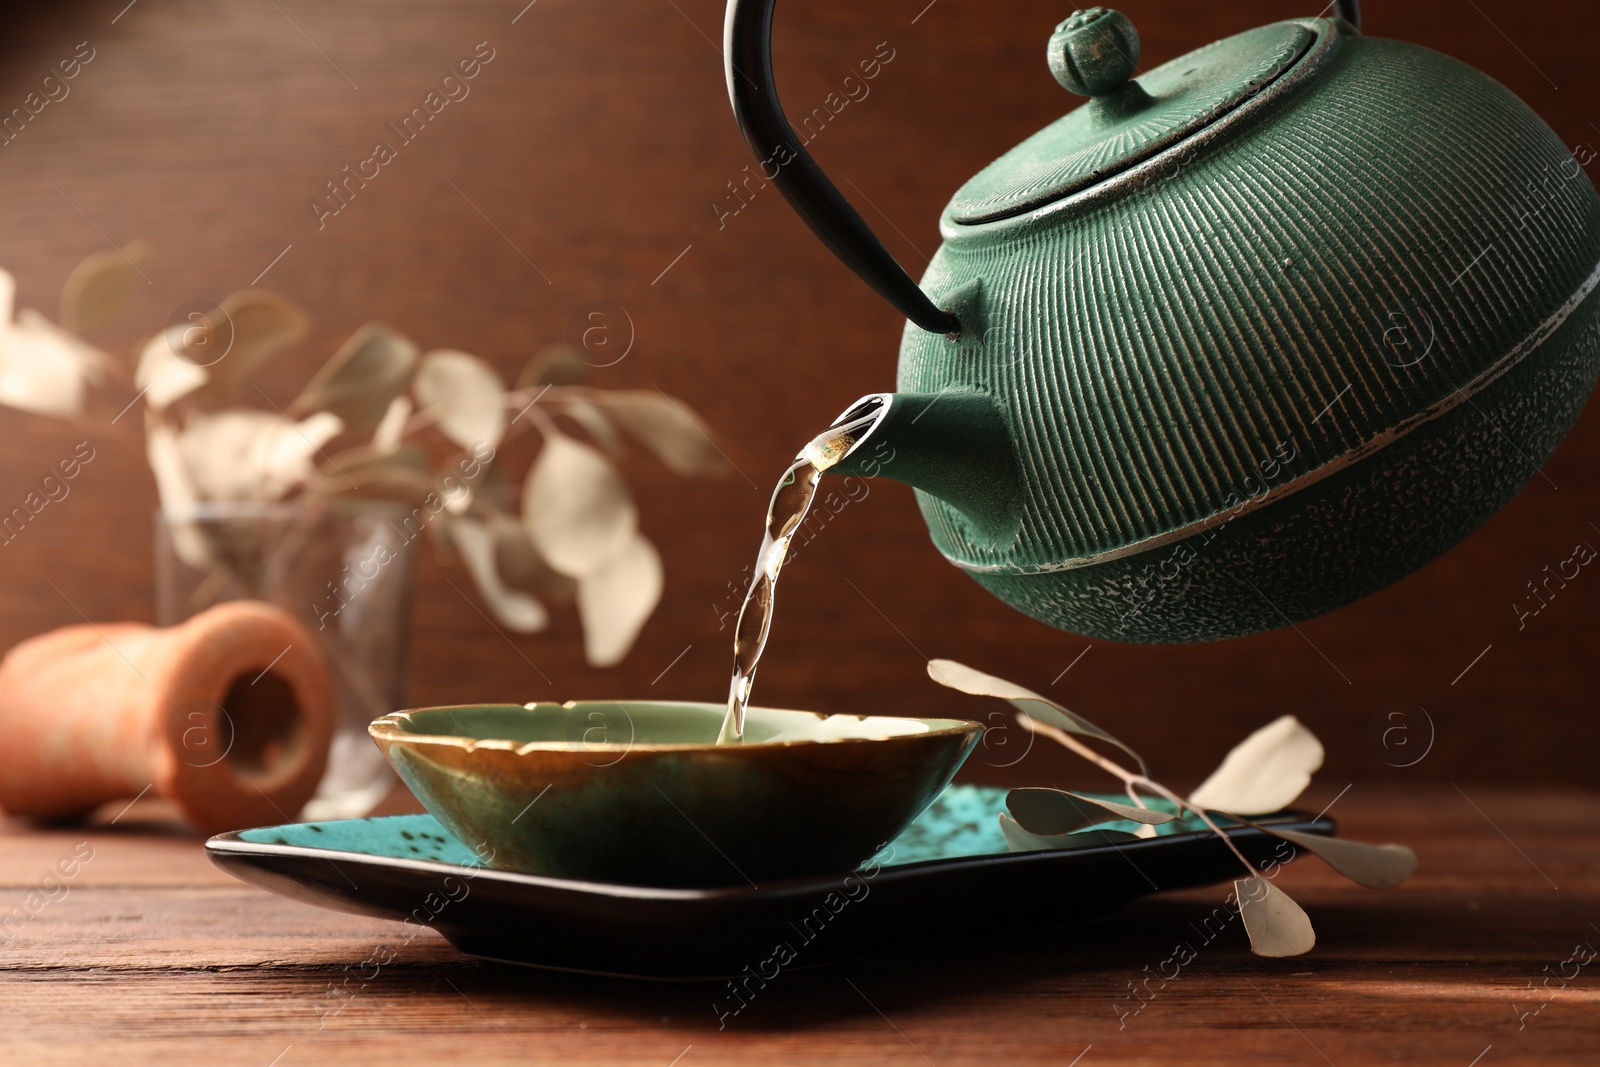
(0, 0, 1594, 792)
(4, 786, 1598, 1064)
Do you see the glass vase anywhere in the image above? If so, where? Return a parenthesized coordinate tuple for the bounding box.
(155, 499, 415, 820)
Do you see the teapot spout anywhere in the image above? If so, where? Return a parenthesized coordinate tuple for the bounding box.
(821, 391, 1023, 545)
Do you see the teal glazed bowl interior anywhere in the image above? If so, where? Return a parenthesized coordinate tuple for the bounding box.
(369, 702, 983, 888)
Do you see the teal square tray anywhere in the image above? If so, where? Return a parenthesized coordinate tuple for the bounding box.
(206, 784, 1333, 980)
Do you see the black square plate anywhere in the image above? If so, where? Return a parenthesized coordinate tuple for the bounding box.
(206, 785, 1333, 981)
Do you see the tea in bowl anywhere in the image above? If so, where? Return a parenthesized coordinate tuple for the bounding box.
(368, 701, 982, 888)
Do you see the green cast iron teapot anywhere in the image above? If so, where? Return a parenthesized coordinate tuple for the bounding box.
(725, 1, 1600, 643)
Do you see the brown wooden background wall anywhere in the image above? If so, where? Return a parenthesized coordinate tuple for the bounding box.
(0, 0, 1594, 791)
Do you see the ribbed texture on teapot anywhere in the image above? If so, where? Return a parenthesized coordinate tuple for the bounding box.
(901, 32, 1600, 577)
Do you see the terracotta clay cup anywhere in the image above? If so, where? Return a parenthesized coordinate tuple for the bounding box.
(0, 601, 336, 835)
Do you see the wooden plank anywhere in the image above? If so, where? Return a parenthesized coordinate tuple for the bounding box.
(3, 786, 1597, 1064)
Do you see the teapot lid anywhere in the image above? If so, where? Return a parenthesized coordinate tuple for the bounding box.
(949, 8, 1318, 225)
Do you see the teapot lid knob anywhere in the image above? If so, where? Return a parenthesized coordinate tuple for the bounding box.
(1049, 7, 1140, 97)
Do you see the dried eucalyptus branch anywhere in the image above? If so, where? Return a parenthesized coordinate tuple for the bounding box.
(927, 658, 1418, 957)
(0, 248, 729, 667)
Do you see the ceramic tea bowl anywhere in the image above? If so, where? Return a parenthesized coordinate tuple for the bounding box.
(369, 701, 982, 888)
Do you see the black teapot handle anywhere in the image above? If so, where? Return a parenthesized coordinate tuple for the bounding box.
(724, 0, 959, 335)
(723, 1, 1361, 336)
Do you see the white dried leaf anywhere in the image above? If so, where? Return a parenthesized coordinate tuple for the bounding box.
(442, 466, 479, 516)
(523, 434, 638, 577)
(998, 811, 1140, 853)
(1188, 716, 1324, 815)
(305, 443, 432, 503)
(0, 309, 109, 418)
(1007, 788, 1175, 835)
(999, 813, 1053, 853)
(176, 410, 343, 502)
(289, 322, 417, 433)
(414, 349, 506, 450)
(194, 290, 309, 400)
(1260, 826, 1417, 890)
(59, 244, 145, 335)
(516, 345, 588, 389)
(1236, 876, 1315, 957)
(576, 531, 662, 667)
(598, 390, 729, 476)
(447, 515, 548, 633)
(371, 395, 412, 454)
(1006, 788, 1100, 836)
(136, 326, 209, 410)
(261, 412, 343, 497)
(1061, 790, 1176, 825)
(146, 417, 196, 514)
(146, 415, 211, 568)
(490, 510, 576, 606)
(926, 658, 1146, 774)
(563, 397, 621, 453)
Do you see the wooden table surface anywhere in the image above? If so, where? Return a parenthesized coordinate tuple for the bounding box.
(3, 782, 1596, 1066)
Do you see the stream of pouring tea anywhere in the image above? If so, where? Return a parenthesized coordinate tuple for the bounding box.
(717, 397, 887, 744)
